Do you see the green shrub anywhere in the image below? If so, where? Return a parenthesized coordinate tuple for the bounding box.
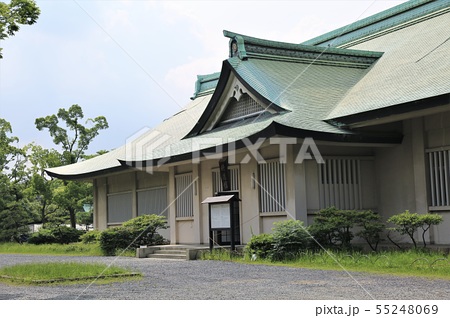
(246, 233, 274, 259)
(309, 207, 383, 250)
(271, 219, 311, 260)
(122, 214, 168, 247)
(355, 210, 385, 251)
(28, 226, 83, 245)
(52, 226, 83, 244)
(99, 215, 168, 256)
(80, 230, 101, 244)
(28, 229, 57, 245)
(99, 227, 132, 256)
(388, 210, 443, 248)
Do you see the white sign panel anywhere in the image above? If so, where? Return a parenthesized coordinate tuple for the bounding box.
(210, 203, 231, 229)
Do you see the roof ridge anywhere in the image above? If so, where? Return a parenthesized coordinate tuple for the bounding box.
(223, 30, 383, 68)
(302, 0, 450, 47)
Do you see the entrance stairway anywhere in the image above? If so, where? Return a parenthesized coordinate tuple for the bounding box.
(137, 245, 210, 260)
(146, 247, 187, 260)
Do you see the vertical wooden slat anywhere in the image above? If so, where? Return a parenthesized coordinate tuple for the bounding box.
(438, 151, 444, 206)
(434, 152, 440, 206)
(332, 159, 339, 208)
(444, 151, 450, 206)
(357, 160, 362, 210)
(319, 163, 324, 209)
(429, 153, 436, 206)
(348, 159, 354, 210)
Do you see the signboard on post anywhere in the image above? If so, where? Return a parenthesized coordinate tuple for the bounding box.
(202, 193, 240, 252)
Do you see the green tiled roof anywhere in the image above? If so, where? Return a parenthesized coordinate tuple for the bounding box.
(230, 57, 372, 121)
(302, 0, 450, 48)
(326, 9, 450, 121)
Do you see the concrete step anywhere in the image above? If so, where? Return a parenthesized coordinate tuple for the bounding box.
(147, 252, 186, 260)
(155, 249, 186, 255)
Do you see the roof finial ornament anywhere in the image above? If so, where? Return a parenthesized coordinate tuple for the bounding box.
(231, 40, 238, 57)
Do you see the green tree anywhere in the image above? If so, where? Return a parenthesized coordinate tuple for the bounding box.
(309, 207, 384, 250)
(388, 210, 443, 248)
(0, 0, 40, 58)
(0, 119, 33, 242)
(23, 143, 63, 225)
(35, 104, 109, 165)
(35, 105, 108, 228)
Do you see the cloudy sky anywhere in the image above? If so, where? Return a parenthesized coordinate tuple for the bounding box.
(0, 0, 406, 155)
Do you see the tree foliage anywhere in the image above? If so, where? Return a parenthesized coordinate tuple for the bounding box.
(35, 104, 109, 165)
(35, 104, 108, 228)
(387, 210, 443, 248)
(245, 220, 311, 261)
(271, 219, 311, 260)
(99, 215, 168, 256)
(0, 0, 40, 58)
(0, 118, 33, 242)
(308, 207, 384, 251)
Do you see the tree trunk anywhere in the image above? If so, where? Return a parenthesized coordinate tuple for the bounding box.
(69, 206, 76, 228)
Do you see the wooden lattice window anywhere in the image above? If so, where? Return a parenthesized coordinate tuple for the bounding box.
(175, 173, 194, 218)
(319, 158, 362, 210)
(212, 166, 240, 193)
(427, 148, 450, 208)
(258, 160, 286, 213)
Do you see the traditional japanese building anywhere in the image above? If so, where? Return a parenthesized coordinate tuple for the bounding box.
(46, 0, 450, 245)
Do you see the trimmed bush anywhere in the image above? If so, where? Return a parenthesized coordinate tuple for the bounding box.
(353, 210, 385, 251)
(245, 220, 311, 261)
(99, 214, 168, 256)
(28, 229, 56, 245)
(28, 226, 83, 245)
(246, 233, 274, 259)
(99, 227, 132, 256)
(271, 219, 311, 260)
(80, 230, 101, 244)
(309, 207, 383, 250)
(122, 214, 168, 247)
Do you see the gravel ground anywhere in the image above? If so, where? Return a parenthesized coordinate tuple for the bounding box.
(0, 254, 449, 300)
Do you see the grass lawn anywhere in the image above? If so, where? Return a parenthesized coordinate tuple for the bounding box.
(0, 242, 135, 257)
(203, 249, 450, 280)
(0, 262, 141, 285)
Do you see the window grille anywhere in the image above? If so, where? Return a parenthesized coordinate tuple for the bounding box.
(219, 94, 265, 124)
(427, 149, 450, 207)
(175, 173, 194, 218)
(137, 187, 168, 218)
(319, 158, 362, 210)
(107, 192, 132, 224)
(258, 161, 286, 212)
(212, 166, 240, 193)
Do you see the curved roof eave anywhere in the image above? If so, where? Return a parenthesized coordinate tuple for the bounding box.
(45, 165, 128, 181)
(119, 121, 403, 169)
